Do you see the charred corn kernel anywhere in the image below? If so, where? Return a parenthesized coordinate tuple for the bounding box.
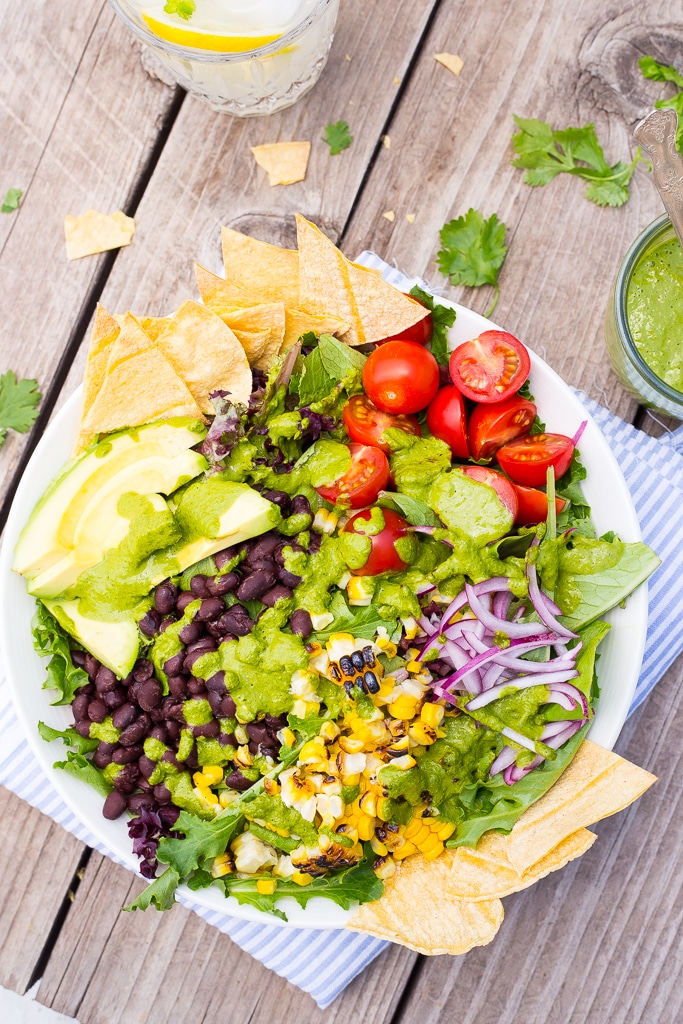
(292, 871, 314, 886)
(320, 720, 340, 742)
(339, 736, 365, 755)
(256, 878, 277, 895)
(336, 822, 359, 844)
(313, 508, 338, 534)
(200, 765, 223, 786)
(376, 797, 393, 822)
(386, 735, 410, 756)
(358, 791, 377, 817)
(376, 636, 398, 657)
(421, 702, 445, 728)
(422, 843, 444, 860)
(210, 854, 233, 878)
(393, 840, 417, 860)
(436, 821, 456, 841)
(371, 835, 388, 857)
(408, 720, 437, 746)
(278, 727, 296, 748)
(342, 772, 361, 788)
(387, 718, 406, 738)
(347, 576, 372, 606)
(357, 815, 375, 841)
(404, 817, 424, 840)
(388, 694, 419, 719)
(300, 738, 327, 763)
(234, 745, 253, 769)
(373, 856, 397, 880)
(305, 641, 323, 655)
(376, 677, 396, 702)
(234, 724, 249, 746)
(219, 790, 240, 808)
(401, 616, 419, 640)
(389, 754, 416, 770)
(263, 777, 280, 797)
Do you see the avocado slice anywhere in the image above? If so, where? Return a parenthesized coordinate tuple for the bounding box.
(44, 598, 139, 679)
(13, 417, 206, 580)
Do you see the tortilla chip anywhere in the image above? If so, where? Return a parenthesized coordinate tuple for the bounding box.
(434, 52, 464, 76)
(250, 141, 311, 186)
(221, 228, 300, 308)
(194, 263, 247, 310)
(448, 828, 597, 901)
(113, 313, 172, 342)
(295, 214, 427, 345)
(73, 305, 120, 454)
(155, 301, 252, 412)
(347, 851, 503, 954)
(282, 308, 350, 350)
(492, 740, 656, 876)
(78, 314, 203, 442)
(65, 209, 135, 260)
(232, 328, 271, 368)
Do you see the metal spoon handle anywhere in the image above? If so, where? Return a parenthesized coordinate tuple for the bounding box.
(634, 107, 683, 247)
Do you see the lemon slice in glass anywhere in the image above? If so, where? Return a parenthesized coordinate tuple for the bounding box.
(141, 7, 282, 52)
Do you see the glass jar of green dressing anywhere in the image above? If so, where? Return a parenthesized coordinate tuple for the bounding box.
(605, 213, 683, 417)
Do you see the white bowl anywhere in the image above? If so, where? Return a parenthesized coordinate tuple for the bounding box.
(0, 299, 647, 928)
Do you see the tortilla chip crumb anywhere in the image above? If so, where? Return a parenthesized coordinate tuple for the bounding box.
(382, 135, 391, 149)
(435, 52, 464, 76)
(382, 210, 396, 223)
(406, 213, 416, 223)
(345, 53, 351, 61)
(250, 141, 311, 187)
(393, 77, 401, 85)
(64, 209, 135, 260)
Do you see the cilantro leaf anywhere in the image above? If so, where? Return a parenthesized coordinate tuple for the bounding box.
(511, 115, 641, 208)
(639, 55, 683, 89)
(323, 121, 352, 155)
(309, 590, 398, 643)
(31, 602, 90, 705)
(53, 751, 112, 798)
(1, 188, 22, 213)
(124, 868, 181, 912)
(436, 209, 507, 317)
(38, 720, 98, 755)
(0, 371, 41, 449)
(408, 285, 456, 366)
(164, 0, 195, 19)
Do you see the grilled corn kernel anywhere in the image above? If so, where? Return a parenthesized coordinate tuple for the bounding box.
(376, 636, 398, 658)
(376, 797, 393, 822)
(393, 840, 417, 861)
(256, 878, 278, 895)
(278, 727, 296, 748)
(338, 736, 365, 755)
(408, 720, 437, 746)
(401, 616, 419, 640)
(347, 577, 372, 606)
(210, 854, 233, 878)
(263, 777, 280, 797)
(234, 724, 249, 746)
(389, 754, 416, 771)
(292, 871, 314, 886)
(436, 822, 456, 841)
(193, 784, 219, 808)
(421, 702, 445, 729)
(386, 735, 410, 756)
(300, 738, 327, 763)
(357, 815, 375, 841)
(376, 677, 396, 702)
(234, 745, 253, 769)
(320, 720, 340, 743)
(310, 612, 334, 631)
(358, 791, 377, 817)
(219, 790, 240, 808)
(313, 508, 338, 534)
(373, 856, 397, 880)
(371, 835, 388, 857)
(388, 694, 419, 719)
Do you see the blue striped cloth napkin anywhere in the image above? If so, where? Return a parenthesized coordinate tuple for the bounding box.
(0, 255, 679, 1008)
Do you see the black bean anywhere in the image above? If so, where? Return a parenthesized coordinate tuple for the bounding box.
(261, 585, 293, 608)
(93, 748, 112, 769)
(153, 783, 172, 805)
(137, 777, 153, 793)
(165, 720, 181, 742)
(154, 582, 178, 615)
(278, 567, 302, 588)
(216, 606, 253, 637)
(127, 793, 156, 815)
(149, 724, 167, 743)
(139, 609, 161, 638)
(178, 620, 204, 644)
(214, 546, 238, 570)
(71, 649, 87, 668)
(184, 649, 213, 674)
(192, 720, 220, 738)
(137, 678, 162, 712)
(133, 659, 154, 682)
(186, 676, 207, 695)
(118, 719, 148, 747)
(162, 698, 185, 722)
(246, 721, 270, 745)
(164, 652, 187, 678)
(206, 671, 227, 694)
(185, 748, 199, 770)
(220, 732, 239, 748)
(309, 532, 322, 554)
(159, 616, 176, 633)
(190, 574, 211, 599)
(113, 764, 140, 793)
(103, 790, 127, 820)
(112, 744, 142, 765)
(138, 755, 158, 779)
(236, 569, 277, 602)
(220, 694, 237, 718)
(161, 749, 182, 770)
(72, 692, 90, 722)
(207, 690, 223, 715)
(176, 591, 196, 614)
(95, 665, 118, 693)
(246, 557, 276, 573)
(261, 490, 291, 514)
(261, 744, 280, 761)
(265, 713, 287, 730)
(84, 654, 100, 679)
(225, 769, 253, 792)
(207, 572, 239, 597)
(290, 495, 312, 517)
(158, 804, 180, 828)
(248, 738, 259, 755)
(87, 699, 108, 723)
(289, 609, 313, 638)
(112, 703, 137, 730)
(206, 620, 225, 639)
(274, 542, 303, 566)
(197, 597, 225, 622)
(103, 687, 127, 710)
(98, 740, 117, 756)
(149, 707, 165, 724)
(167, 675, 188, 699)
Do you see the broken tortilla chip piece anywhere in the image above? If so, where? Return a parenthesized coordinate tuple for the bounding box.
(65, 209, 135, 260)
(231, 328, 271, 368)
(295, 214, 427, 345)
(448, 828, 597, 901)
(282, 308, 350, 350)
(194, 263, 247, 309)
(73, 305, 120, 454)
(347, 850, 503, 955)
(221, 228, 300, 308)
(78, 313, 204, 444)
(155, 300, 252, 412)
(490, 740, 656, 876)
(216, 304, 285, 371)
(250, 141, 311, 186)
(434, 52, 464, 76)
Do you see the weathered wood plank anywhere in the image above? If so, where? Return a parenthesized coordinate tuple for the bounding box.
(38, 851, 416, 1024)
(0, 786, 84, 994)
(0, 1, 179, 517)
(344, 0, 683, 424)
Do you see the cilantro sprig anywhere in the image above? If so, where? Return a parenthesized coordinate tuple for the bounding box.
(436, 209, 507, 317)
(408, 285, 456, 366)
(0, 370, 41, 449)
(511, 115, 642, 208)
(323, 120, 352, 155)
(164, 0, 195, 19)
(639, 56, 683, 151)
(1, 188, 22, 214)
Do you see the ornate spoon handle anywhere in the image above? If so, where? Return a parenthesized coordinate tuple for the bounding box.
(634, 107, 683, 248)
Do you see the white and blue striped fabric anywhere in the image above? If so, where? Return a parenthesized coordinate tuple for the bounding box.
(0, 254, 679, 1008)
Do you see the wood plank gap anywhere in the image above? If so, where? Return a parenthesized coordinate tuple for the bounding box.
(388, 953, 427, 1024)
(0, 84, 186, 536)
(26, 847, 93, 993)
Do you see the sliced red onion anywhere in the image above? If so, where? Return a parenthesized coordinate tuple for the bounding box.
(416, 582, 436, 595)
(493, 589, 513, 621)
(504, 756, 543, 784)
(465, 668, 578, 710)
(546, 689, 578, 712)
(543, 718, 585, 748)
(572, 420, 588, 447)
(466, 583, 553, 639)
(490, 745, 518, 776)
(410, 525, 436, 535)
(500, 726, 538, 753)
(526, 561, 577, 639)
(548, 682, 589, 717)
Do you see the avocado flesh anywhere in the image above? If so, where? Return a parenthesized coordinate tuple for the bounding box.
(13, 418, 206, 579)
(44, 598, 139, 678)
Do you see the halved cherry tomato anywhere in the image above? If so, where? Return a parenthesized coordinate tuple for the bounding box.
(460, 465, 518, 520)
(316, 443, 390, 508)
(449, 330, 531, 404)
(342, 394, 421, 452)
(496, 433, 574, 487)
(343, 508, 415, 576)
(426, 386, 469, 459)
(377, 298, 433, 346)
(514, 483, 567, 527)
(363, 340, 440, 415)
(468, 395, 537, 461)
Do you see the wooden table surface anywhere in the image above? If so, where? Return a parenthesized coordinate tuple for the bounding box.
(2, 2, 683, 1021)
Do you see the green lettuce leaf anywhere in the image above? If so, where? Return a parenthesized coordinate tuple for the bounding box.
(53, 751, 112, 797)
(157, 806, 245, 878)
(31, 601, 89, 706)
(38, 720, 98, 755)
(124, 867, 181, 911)
(559, 542, 660, 632)
(408, 285, 456, 366)
(309, 590, 398, 643)
(377, 489, 442, 527)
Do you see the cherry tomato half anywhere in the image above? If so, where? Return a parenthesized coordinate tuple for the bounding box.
(426, 386, 469, 459)
(343, 507, 415, 576)
(363, 340, 440, 415)
(377, 298, 433, 346)
(449, 330, 531, 404)
(496, 433, 574, 488)
(342, 394, 421, 453)
(513, 483, 567, 527)
(316, 443, 390, 509)
(460, 465, 518, 520)
(468, 395, 537, 461)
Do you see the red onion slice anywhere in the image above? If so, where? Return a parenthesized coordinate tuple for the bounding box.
(526, 562, 577, 639)
(465, 583, 550, 639)
(572, 420, 588, 447)
(490, 745, 518, 776)
(465, 668, 578, 710)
